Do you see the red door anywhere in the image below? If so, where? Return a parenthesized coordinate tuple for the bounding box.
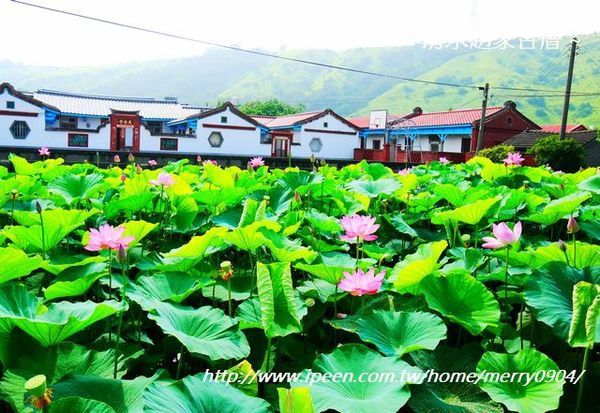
(271, 133, 292, 157)
(110, 112, 141, 152)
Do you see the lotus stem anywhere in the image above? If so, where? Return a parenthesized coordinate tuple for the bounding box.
(107, 249, 113, 344)
(575, 346, 590, 413)
(572, 233, 577, 267)
(176, 344, 185, 379)
(38, 208, 46, 260)
(265, 337, 272, 372)
(113, 260, 128, 379)
(504, 246, 510, 323)
(248, 251, 255, 299)
(227, 278, 232, 317)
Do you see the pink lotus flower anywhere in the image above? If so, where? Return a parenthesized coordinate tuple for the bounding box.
(120, 174, 127, 182)
(398, 167, 412, 175)
(149, 172, 175, 187)
(338, 268, 385, 296)
(84, 224, 135, 252)
(340, 214, 379, 242)
(38, 147, 50, 157)
(503, 152, 525, 166)
(482, 222, 522, 249)
(203, 159, 218, 166)
(148, 159, 158, 167)
(249, 157, 265, 169)
(196, 155, 202, 163)
(113, 154, 121, 163)
(439, 156, 449, 164)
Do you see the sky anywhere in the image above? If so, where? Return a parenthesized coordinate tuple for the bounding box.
(0, 0, 597, 66)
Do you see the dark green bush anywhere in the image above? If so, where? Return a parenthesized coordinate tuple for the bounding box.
(478, 145, 515, 163)
(527, 135, 585, 172)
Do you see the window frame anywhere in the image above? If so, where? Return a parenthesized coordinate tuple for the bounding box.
(6, 101, 15, 109)
(67, 133, 89, 148)
(10, 120, 30, 139)
(59, 116, 79, 130)
(160, 137, 178, 151)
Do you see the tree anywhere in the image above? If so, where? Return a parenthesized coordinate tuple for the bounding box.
(238, 99, 305, 116)
(527, 135, 585, 172)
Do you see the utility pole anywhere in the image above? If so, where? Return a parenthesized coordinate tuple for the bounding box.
(560, 37, 578, 139)
(475, 82, 489, 154)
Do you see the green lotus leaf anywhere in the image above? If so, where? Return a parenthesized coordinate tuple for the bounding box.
(202, 162, 236, 188)
(41, 254, 106, 275)
(408, 345, 503, 413)
(278, 387, 315, 413)
(9, 154, 64, 176)
(357, 310, 447, 356)
(0, 247, 43, 284)
(5, 208, 99, 253)
(143, 374, 271, 413)
(223, 220, 281, 253)
(345, 178, 401, 198)
(147, 302, 249, 361)
(421, 273, 500, 335)
(0, 341, 127, 412)
(499, 241, 600, 269)
(171, 196, 198, 231)
(304, 210, 342, 233)
(256, 262, 304, 338)
(51, 373, 157, 413)
(159, 227, 228, 271)
(44, 262, 108, 300)
(48, 397, 116, 413)
(432, 197, 499, 226)
(568, 281, 600, 347)
(0, 284, 124, 347)
(291, 344, 420, 413)
(104, 192, 157, 219)
(389, 240, 448, 293)
(47, 173, 106, 204)
(578, 174, 600, 194)
(261, 229, 317, 263)
(120, 220, 158, 248)
(476, 349, 564, 413)
(524, 262, 600, 342)
(277, 170, 323, 192)
(384, 213, 418, 237)
(524, 191, 591, 225)
(123, 272, 212, 311)
(433, 183, 467, 207)
(295, 253, 357, 285)
(193, 187, 247, 208)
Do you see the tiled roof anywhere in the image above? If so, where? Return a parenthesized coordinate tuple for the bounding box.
(409, 106, 503, 127)
(540, 124, 587, 133)
(504, 129, 598, 148)
(348, 113, 410, 129)
(251, 111, 322, 128)
(33, 89, 208, 120)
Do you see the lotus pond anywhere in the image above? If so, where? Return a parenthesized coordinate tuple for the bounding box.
(0, 154, 599, 412)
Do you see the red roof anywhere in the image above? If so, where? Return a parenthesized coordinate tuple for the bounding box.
(409, 106, 503, 127)
(540, 124, 587, 133)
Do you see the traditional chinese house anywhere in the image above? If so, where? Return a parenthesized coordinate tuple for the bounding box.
(350, 101, 539, 163)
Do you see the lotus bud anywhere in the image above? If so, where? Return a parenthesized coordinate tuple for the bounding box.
(11, 189, 18, 200)
(336, 313, 348, 319)
(560, 183, 565, 191)
(310, 154, 316, 164)
(128, 153, 135, 162)
(35, 200, 43, 213)
(558, 239, 567, 251)
(263, 195, 270, 205)
(566, 215, 579, 234)
(196, 155, 202, 163)
(304, 298, 315, 307)
(220, 260, 234, 281)
(120, 174, 127, 182)
(113, 154, 121, 163)
(116, 244, 128, 264)
(294, 191, 301, 202)
(136, 164, 143, 174)
(320, 158, 327, 166)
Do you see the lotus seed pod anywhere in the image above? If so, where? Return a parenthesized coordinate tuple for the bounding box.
(24, 375, 47, 397)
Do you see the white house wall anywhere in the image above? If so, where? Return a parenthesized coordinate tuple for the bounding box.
(290, 113, 359, 159)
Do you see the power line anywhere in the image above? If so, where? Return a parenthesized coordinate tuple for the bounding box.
(10, 0, 600, 96)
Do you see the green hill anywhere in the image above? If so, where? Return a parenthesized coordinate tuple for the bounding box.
(2, 33, 600, 126)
